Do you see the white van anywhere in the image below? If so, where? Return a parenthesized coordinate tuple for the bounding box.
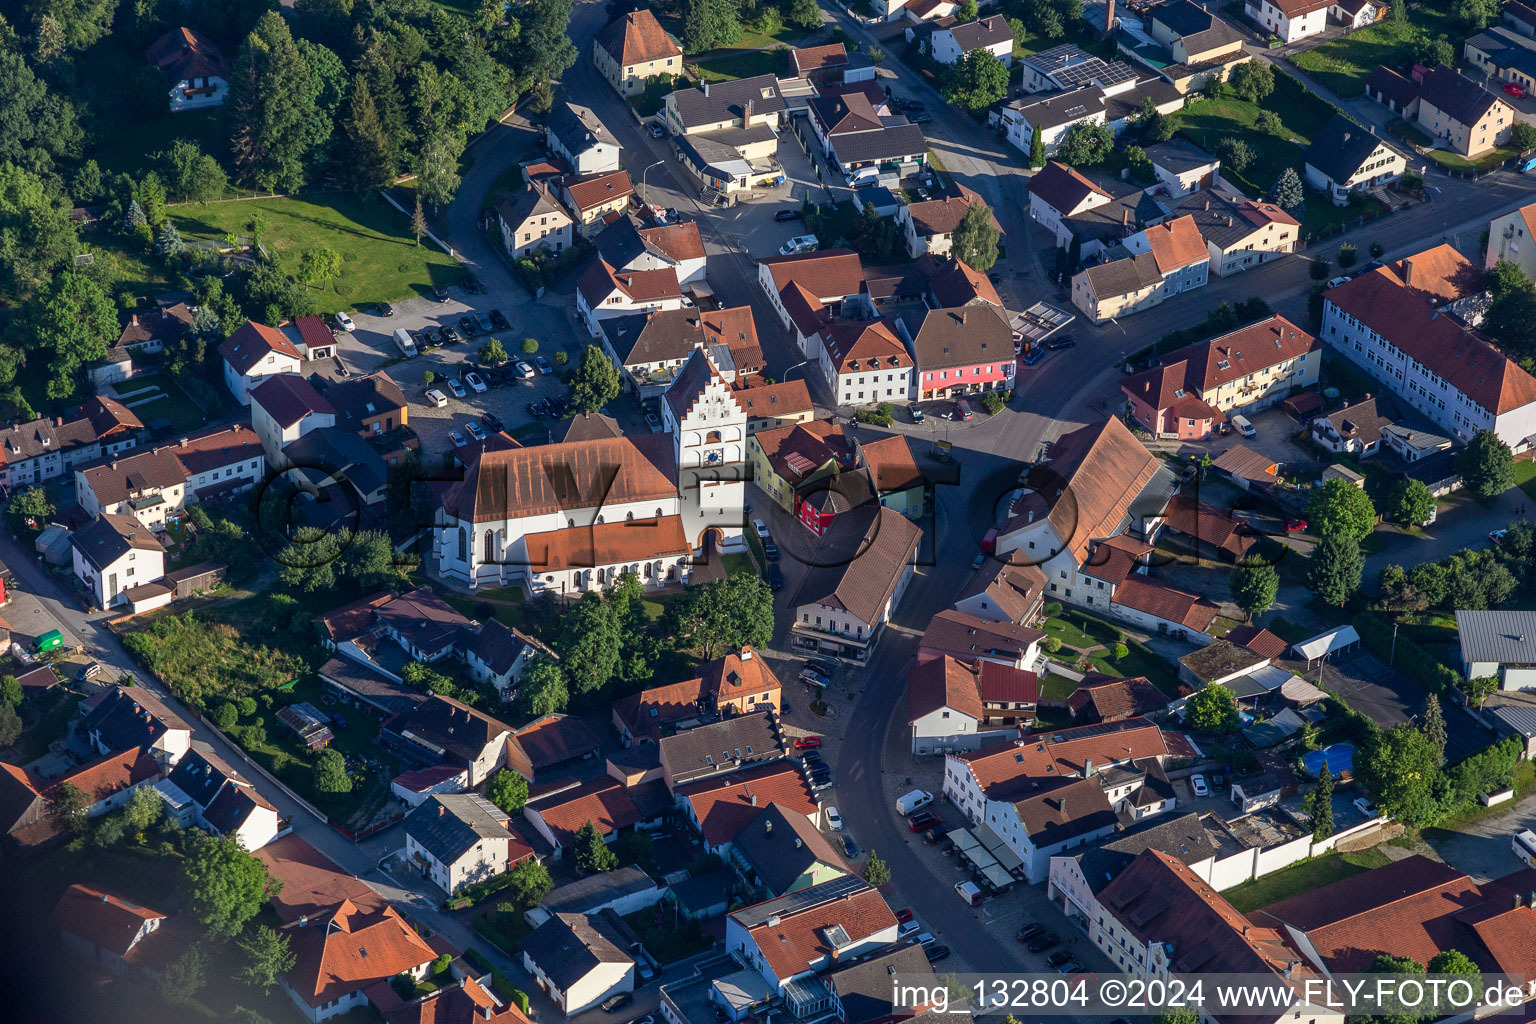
(896, 789, 933, 815)
(955, 881, 983, 907)
(393, 327, 417, 357)
(1230, 414, 1256, 438)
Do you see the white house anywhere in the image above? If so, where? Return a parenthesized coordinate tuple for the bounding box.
(402, 794, 533, 896)
(725, 878, 898, 998)
(1026, 161, 1114, 241)
(1244, 0, 1330, 42)
(1456, 610, 1536, 691)
(250, 373, 337, 466)
(71, 513, 166, 610)
(789, 506, 921, 664)
(220, 320, 303, 406)
(576, 260, 685, 333)
(522, 913, 636, 1016)
(756, 249, 868, 352)
(814, 319, 914, 407)
(1304, 113, 1406, 206)
(990, 776, 1121, 883)
(908, 655, 1000, 755)
(464, 619, 541, 698)
(930, 16, 1015, 65)
(547, 101, 622, 176)
(662, 348, 749, 545)
(145, 27, 230, 112)
(75, 426, 266, 531)
(281, 903, 437, 1022)
(165, 749, 281, 851)
(80, 685, 192, 768)
(395, 696, 516, 789)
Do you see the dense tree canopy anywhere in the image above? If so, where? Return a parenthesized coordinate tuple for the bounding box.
(181, 832, 283, 937)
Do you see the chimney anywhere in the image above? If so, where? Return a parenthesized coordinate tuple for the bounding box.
(179, 437, 189, 449)
(740, 646, 753, 660)
(1403, 260, 1413, 287)
(1226, 216, 1233, 228)
(130, 314, 139, 326)
(1084, 757, 1093, 777)
(749, 792, 758, 806)
(482, 1005, 493, 1020)
(1204, 198, 1210, 211)
(794, 837, 803, 849)
(438, 803, 446, 816)
(1123, 208, 1129, 228)
(764, 813, 771, 832)
(702, 80, 710, 97)
(1516, 893, 1525, 909)
(55, 416, 64, 427)
(1105, 0, 1116, 34)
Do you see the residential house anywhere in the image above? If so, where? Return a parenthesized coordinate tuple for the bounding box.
(394, 696, 515, 788)
(372, 588, 472, 663)
(14, 747, 162, 832)
(220, 320, 303, 405)
(918, 610, 1044, 670)
(1136, 0, 1249, 92)
(94, 302, 195, 386)
(464, 618, 542, 698)
(1001, 86, 1108, 156)
(1464, 25, 1536, 105)
(506, 714, 603, 782)
(432, 434, 686, 592)
(1331, 0, 1385, 27)
(788, 505, 921, 663)
(250, 373, 336, 465)
(71, 513, 166, 610)
(733, 377, 815, 434)
(664, 75, 787, 199)
(907, 304, 1015, 401)
(826, 944, 944, 1024)
(163, 748, 281, 850)
(282, 427, 391, 519)
(498, 181, 575, 260)
(908, 655, 996, 754)
(54, 885, 185, 978)
(79, 685, 191, 766)
(1143, 138, 1221, 196)
(281, 901, 438, 1022)
(561, 170, 635, 236)
(613, 645, 783, 744)
(856, 434, 925, 518)
(385, 979, 533, 1024)
(678, 761, 820, 853)
(1372, 64, 1515, 157)
(1159, 494, 1257, 563)
(594, 214, 709, 286)
(537, 867, 665, 923)
(1073, 215, 1209, 323)
(898, 182, 1001, 259)
(1167, 190, 1299, 276)
(1304, 113, 1407, 206)
(548, 101, 621, 175)
(597, 306, 761, 401)
(321, 371, 413, 464)
(1026, 162, 1113, 242)
(806, 91, 927, 184)
(747, 419, 855, 516)
(592, 9, 682, 97)
(724, 877, 898, 1000)
(1111, 577, 1221, 641)
(1018, 45, 1137, 94)
(730, 803, 849, 898)
(0, 397, 143, 490)
(756, 249, 867, 350)
(523, 777, 644, 856)
(930, 16, 1015, 65)
(657, 712, 786, 790)
(816, 319, 914, 406)
(1456, 610, 1536, 690)
(1212, 443, 1280, 490)
(1485, 200, 1536, 279)
(1310, 395, 1397, 456)
(954, 562, 1049, 625)
(1244, 0, 1330, 43)
(665, 74, 788, 138)
(1121, 315, 1321, 438)
(1321, 245, 1536, 446)
(146, 27, 230, 112)
(522, 913, 636, 1016)
(402, 793, 533, 896)
(577, 259, 685, 332)
(791, 43, 877, 86)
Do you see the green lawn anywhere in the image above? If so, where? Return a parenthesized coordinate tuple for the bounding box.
(1516, 459, 1536, 502)
(1223, 848, 1392, 913)
(1043, 614, 1115, 651)
(173, 194, 463, 307)
(111, 373, 208, 434)
(1290, 8, 1454, 97)
(1039, 673, 1079, 700)
(721, 552, 756, 576)
(1172, 75, 1335, 195)
(1300, 195, 1389, 239)
(624, 907, 714, 963)
(694, 49, 789, 82)
(1424, 146, 1517, 173)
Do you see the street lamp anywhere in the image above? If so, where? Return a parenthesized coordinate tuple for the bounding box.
(641, 159, 666, 206)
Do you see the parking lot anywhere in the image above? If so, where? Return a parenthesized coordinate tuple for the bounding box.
(1320, 650, 1490, 760)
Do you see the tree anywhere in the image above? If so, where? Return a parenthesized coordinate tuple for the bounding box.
(1428, 950, 1483, 1005)
(1466, 675, 1498, 709)
(1028, 124, 1045, 168)
(674, 572, 774, 658)
(863, 849, 891, 886)
(313, 749, 351, 796)
(1458, 430, 1514, 500)
(952, 202, 1000, 272)
(1356, 725, 1445, 827)
(5, 486, 54, 535)
(1307, 477, 1376, 540)
(573, 819, 618, 872)
(1311, 256, 1331, 280)
(1486, 258, 1532, 301)
(558, 592, 622, 693)
(1228, 557, 1279, 621)
(945, 49, 1010, 111)
(1254, 109, 1282, 134)
(237, 926, 296, 993)
(1056, 121, 1114, 166)
(1410, 31, 1455, 68)
(50, 781, 89, 836)
(505, 857, 554, 908)
(515, 0, 580, 86)
(1453, 0, 1499, 32)
(0, 162, 79, 296)
(1308, 532, 1363, 606)
(958, 0, 980, 17)
(520, 657, 568, 715)
(683, 0, 741, 53)
(1365, 953, 1430, 1024)
(1385, 478, 1436, 526)
(0, 702, 21, 749)
(156, 222, 185, 260)
(486, 768, 529, 814)
(339, 76, 394, 191)
(228, 13, 329, 191)
(569, 344, 621, 413)
(482, 338, 509, 364)
(297, 247, 341, 291)
(1186, 683, 1240, 734)
(213, 701, 239, 731)
(1511, 121, 1536, 151)
(1338, 242, 1357, 268)
(417, 132, 463, 209)
(28, 269, 118, 400)
(1216, 137, 1255, 174)
(1264, 169, 1302, 213)
(158, 945, 209, 1007)
(1421, 694, 1446, 765)
(1229, 60, 1275, 103)
(785, 0, 823, 29)
(0, 50, 85, 174)
(0, 676, 20, 707)
(1307, 763, 1335, 840)
(123, 784, 163, 835)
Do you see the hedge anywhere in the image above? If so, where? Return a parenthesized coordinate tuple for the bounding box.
(1351, 611, 1461, 698)
(463, 946, 530, 1011)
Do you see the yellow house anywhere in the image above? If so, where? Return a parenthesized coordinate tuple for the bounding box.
(747, 420, 850, 513)
(592, 10, 682, 98)
(1413, 65, 1513, 157)
(1072, 252, 1164, 323)
(560, 170, 634, 236)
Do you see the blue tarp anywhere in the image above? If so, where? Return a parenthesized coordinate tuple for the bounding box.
(1302, 743, 1354, 777)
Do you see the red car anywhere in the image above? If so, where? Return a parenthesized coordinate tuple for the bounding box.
(793, 735, 822, 750)
(1285, 518, 1308, 532)
(1506, 82, 1528, 99)
(908, 810, 941, 832)
(895, 907, 915, 924)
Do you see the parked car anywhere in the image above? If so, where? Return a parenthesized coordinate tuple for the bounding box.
(463, 275, 486, 295)
(896, 790, 933, 815)
(475, 312, 495, 333)
(1507, 81, 1528, 98)
(953, 399, 973, 421)
(908, 111, 931, 123)
(645, 412, 663, 432)
(425, 388, 448, 408)
(481, 412, 504, 432)
(449, 430, 468, 447)
(513, 360, 536, 379)
(801, 749, 822, 764)
(648, 122, 666, 138)
(767, 563, 784, 591)
(825, 806, 843, 830)
(438, 324, 460, 344)
(1027, 933, 1060, 953)
(535, 356, 552, 374)
(763, 540, 779, 561)
(799, 666, 830, 688)
(489, 309, 510, 330)
(1191, 774, 1210, 797)
(333, 311, 356, 332)
(971, 552, 986, 570)
(1285, 518, 1308, 532)
(1046, 951, 1073, 968)
(1016, 924, 1044, 943)
(601, 993, 633, 1014)
(895, 908, 915, 925)
(1047, 335, 1077, 350)
(810, 773, 833, 792)
(806, 657, 838, 676)
(908, 810, 941, 832)
(1022, 347, 1044, 365)
(377, 301, 395, 317)
(909, 405, 924, 423)
(76, 662, 102, 682)
(753, 518, 771, 539)
(465, 422, 488, 441)
(526, 401, 544, 418)
(793, 735, 822, 750)
(1326, 276, 1352, 289)
(841, 834, 860, 858)
(432, 283, 450, 300)
(459, 315, 478, 336)
(925, 946, 950, 964)
(778, 234, 818, 256)
(446, 378, 467, 399)
(775, 209, 804, 222)
(1055, 959, 1084, 974)
(465, 372, 488, 393)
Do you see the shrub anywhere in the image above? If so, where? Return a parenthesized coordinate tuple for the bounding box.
(981, 391, 1004, 414)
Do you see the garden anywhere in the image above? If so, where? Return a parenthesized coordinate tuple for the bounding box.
(1169, 74, 1336, 197)
(173, 194, 462, 308)
(110, 374, 208, 435)
(1221, 848, 1391, 912)
(1038, 608, 1182, 695)
(1290, 7, 1454, 98)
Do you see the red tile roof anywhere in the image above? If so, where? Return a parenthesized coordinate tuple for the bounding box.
(679, 762, 817, 846)
(286, 901, 438, 1007)
(639, 221, 706, 262)
(256, 833, 387, 925)
(294, 314, 335, 353)
(522, 516, 691, 571)
(977, 662, 1039, 704)
(529, 777, 640, 847)
(733, 378, 814, 420)
(1113, 576, 1221, 632)
(1066, 675, 1165, 721)
(955, 717, 1168, 794)
(742, 884, 897, 981)
(1161, 494, 1257, 559)
(51, 747, 160, 806)
(1081, 535, 1153, 586)
(818, 319, 909, 375)
(1223, 625, 1286, 661)
(220, 320, 302, 374)
(761, 249, 865, 301)
(1142, 215, 1209, 273)
(1121, 316, 1317, 408)
(597, 9, 681, 66)
(792, 43, 848, 73)
(858, 435, 922, 494)
(907, 656, 984, 722)
(53, 884, 164, 956)
(564, 171, 634, 213)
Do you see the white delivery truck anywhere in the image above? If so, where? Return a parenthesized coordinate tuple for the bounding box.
(896, 789, 933, 815)
(1230, 414, 1256, 438)
(393, 327, 417, 357)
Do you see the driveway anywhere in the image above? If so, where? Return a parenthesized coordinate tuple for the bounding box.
(1426, 788, 1536, 883)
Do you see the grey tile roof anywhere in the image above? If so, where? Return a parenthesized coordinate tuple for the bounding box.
(522, 913, 633, 991)
(549, 101, 618, 152)
(670, 74, 787, 129)
(1456, 610, 1536, 665)
(828, 121, 928, 165)
(543, 866, 660, 915)
(1144, 137, 1217, 175)
(403, 794, 512, 865)
(658, 712, 785, 785)
(1305, 113, 1396, 185)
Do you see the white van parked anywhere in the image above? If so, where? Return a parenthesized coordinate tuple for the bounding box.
(393, 327, 418, 357)
(1230, 414, 1255, 438)
(896, 789, 933, 815)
